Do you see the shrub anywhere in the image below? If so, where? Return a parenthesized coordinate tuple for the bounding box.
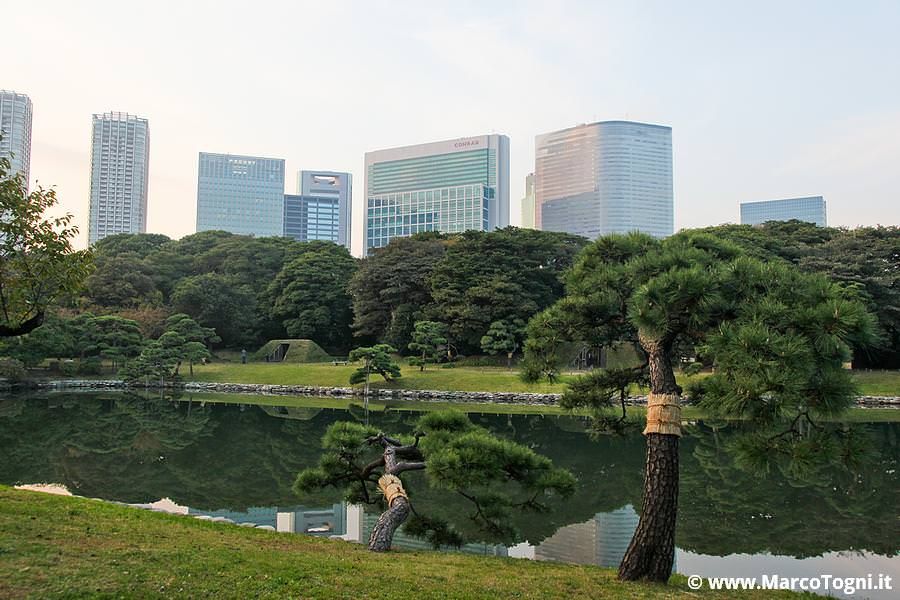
(77, 357, 103, 375)
(0, 357, 27, 381)
(59, 360, 78, 376)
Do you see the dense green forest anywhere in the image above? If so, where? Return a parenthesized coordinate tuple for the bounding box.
(1, 222, 897, 371)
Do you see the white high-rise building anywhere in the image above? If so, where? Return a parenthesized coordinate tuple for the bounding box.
(363, 134, 510, 255)
(0, 90, 33, 186)
(535, 121, 673, 240)
(88, 112, 150, 244)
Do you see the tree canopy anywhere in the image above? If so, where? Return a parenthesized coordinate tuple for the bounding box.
(523, 230, 877, 582)
(0, 154, 92, 336)
(265, 242, 357, 353)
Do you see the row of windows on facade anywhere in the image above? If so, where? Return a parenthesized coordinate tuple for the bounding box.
(368, 186, 486, 203)
(368, 208, 487, 224)
(367, 199, 487, 213)
(368, 220, 489, 244)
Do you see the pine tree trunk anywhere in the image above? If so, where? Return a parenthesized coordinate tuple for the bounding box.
(618, 336, 680, 582)
(368, 493, 411, 551)
(366, 441, 423, 551)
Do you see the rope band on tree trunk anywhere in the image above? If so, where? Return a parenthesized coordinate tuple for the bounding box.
(643, 392, 682, 437)
(378, 474, 408, 506)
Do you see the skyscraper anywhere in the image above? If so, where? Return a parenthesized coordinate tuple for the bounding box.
(740, 196, 827, 227)
(196, 152, 285, 237)
(283, 170, 351, 248)
(520, 172, 535, 229)
(0, 90, 33, 185)
(364, 134, 509, 254)
(88, 112, 150, 244)
(535, 121, 673, 240)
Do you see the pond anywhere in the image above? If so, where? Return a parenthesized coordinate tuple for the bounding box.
(1, 391, 897, 598)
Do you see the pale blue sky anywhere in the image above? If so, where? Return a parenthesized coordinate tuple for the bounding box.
(6, 0, 900, 253)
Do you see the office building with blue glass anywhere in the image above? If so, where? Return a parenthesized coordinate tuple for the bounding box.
(284, 171, 351, 249)
(196, 152, 285, 236)
(535, 121, 673, 240)
(364, 134, 509, 254)
(740, 196, 827, 227)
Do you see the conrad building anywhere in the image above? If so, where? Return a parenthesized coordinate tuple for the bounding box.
(535, 121, 673, 240)
(196, 152, 285, 236)
(364, 134, 509, 254)
(0, 90, 33, 185)
(88, 112, 150, 244)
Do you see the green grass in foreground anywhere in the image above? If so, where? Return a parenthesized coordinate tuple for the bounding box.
(0, 487, 807, 599)
(185, 361, 899, 397)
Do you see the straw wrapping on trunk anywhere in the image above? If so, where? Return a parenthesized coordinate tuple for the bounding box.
(643, 392, 682, 436)
(378, 474, 408, 506)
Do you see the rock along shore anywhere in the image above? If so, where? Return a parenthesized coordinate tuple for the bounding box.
(26, 379, 900, 407)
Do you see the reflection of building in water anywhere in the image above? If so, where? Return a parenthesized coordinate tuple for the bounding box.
(187, 504, 346, 537)
(535, 505, 639, 568)
(353, 505, 507, 557)
(596, 505, 641, 567)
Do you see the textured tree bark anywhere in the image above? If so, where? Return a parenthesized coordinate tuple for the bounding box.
(618, 335, 680, 582)
(365, 437, 424, 552)
(368, 486, 411, 552)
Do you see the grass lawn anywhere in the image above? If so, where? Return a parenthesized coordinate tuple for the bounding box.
(186, 362, 568, 394)
(851, 370, 900, 395)
(185, 361, 899, 397)
(0, 486, 805, 599)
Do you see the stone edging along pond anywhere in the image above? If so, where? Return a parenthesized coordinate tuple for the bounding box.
(24, 379, 900, 407)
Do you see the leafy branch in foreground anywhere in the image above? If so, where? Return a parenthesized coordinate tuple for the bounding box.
(0, 152, 92, 337)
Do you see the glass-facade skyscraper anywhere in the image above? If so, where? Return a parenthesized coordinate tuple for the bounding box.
(520, 173, 535, 229)
(284, 194, 341, 244)
(535, 121, 673, 240)
(740, 196, 827, 227)
(283, 170, 351, 249)
(196, 152, 285, 237)
(0, 90, 33, 186)
(88, 112, 150, 244)
(364, 134, 510, 254)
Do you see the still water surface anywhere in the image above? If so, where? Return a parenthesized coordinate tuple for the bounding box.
(1, 392, 897, 598)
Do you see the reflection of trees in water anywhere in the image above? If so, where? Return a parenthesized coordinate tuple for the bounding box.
(678, 421, 899, 557)
(0, 394, 896, 557)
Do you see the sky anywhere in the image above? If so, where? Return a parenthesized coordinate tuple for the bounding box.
(6, 0, 900, 255)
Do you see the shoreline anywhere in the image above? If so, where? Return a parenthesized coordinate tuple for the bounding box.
(19, 378, 900, 408)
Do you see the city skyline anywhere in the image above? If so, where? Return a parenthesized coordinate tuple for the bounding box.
(5, 1, 900, 252)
